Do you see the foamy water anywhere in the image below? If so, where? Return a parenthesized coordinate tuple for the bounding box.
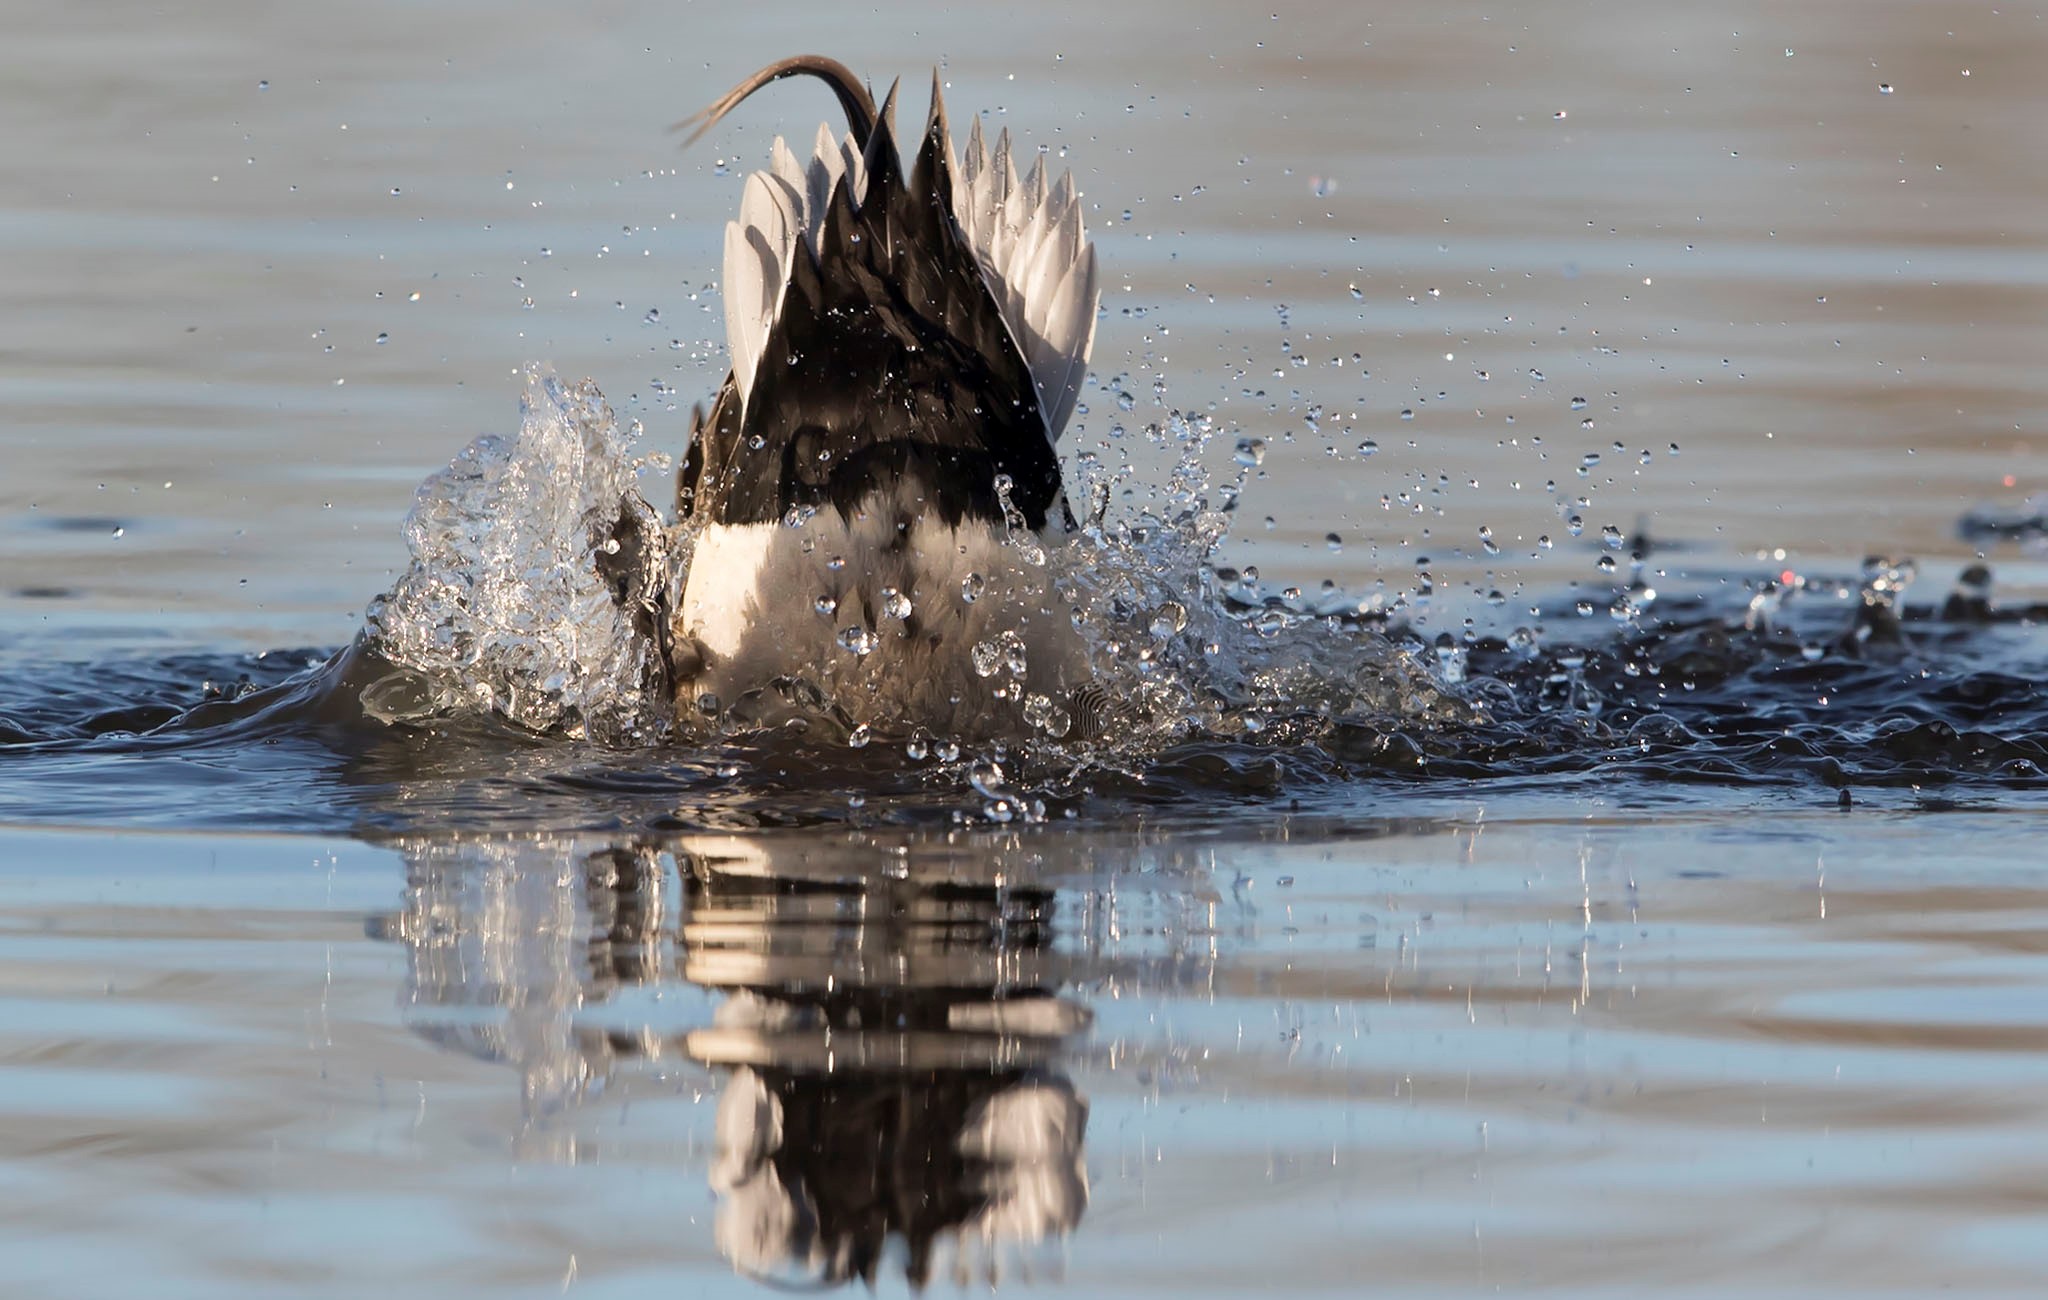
(352, 364, 1460, 759)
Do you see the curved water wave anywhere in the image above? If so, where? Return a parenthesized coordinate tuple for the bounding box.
(4, 591, 2045, 835)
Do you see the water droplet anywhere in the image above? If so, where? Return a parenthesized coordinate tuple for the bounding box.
(1860, 555, 1917, 606)
(847, 723, 872, 749)
(1357, 438, 1378, 457)
(1478, 525, 1500, 556)
(814, 594, 838, 617)
(970, 753, 1011, 802)
(1570, 396, 1588, 411)
(836, 626, 877, 656)
(1878, 82, 1894, 95)
(1325, 532, 1343, 552)
(1567, 514, 1585, 537)
(1602, 524, 1625, 550)
(1233, 437, 1267, 467)
(880, 587, 913, 620)
(1400, 409, 1415, 421)
(960, 572, 985, 604)
(1023, 692, 1071, 736)
(1149, 600, 1189, 638)
(1434, 634, 1468, 684)
(375, 332, 389, 345)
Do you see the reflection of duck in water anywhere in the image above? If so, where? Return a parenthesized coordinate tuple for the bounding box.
(681, 841, 1088, 1286)
(709, 1062, 1086, 1289)
(374, 832, 1108, 1288)
(667, 57, 1100, 736)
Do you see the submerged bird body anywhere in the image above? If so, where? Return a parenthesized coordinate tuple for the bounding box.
(670, 59, 1099, 735)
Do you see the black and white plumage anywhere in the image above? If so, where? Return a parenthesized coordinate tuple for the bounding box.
(670, 57, 1099, 732)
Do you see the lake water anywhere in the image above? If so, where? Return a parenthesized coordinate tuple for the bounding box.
(5, 1, 2048, 1296)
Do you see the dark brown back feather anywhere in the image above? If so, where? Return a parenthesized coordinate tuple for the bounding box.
(677, 71, 1063, 531)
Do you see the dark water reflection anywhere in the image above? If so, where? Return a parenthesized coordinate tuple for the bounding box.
(374, 830, 1229, 1288)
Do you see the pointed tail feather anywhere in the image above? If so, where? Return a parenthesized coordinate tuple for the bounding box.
(674, 54, 879, 150)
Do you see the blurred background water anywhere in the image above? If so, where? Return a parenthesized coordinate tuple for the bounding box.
(7, 0, 2044, 649)
(5, 1, 2048, 1295)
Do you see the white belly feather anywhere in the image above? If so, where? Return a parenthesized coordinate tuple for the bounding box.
(674, 487, 1084, 736)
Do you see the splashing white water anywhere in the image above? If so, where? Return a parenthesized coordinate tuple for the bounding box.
(1043, 411, 1464, 745)
(362, 369, 670, 740)
(359, 371, 1462, 749)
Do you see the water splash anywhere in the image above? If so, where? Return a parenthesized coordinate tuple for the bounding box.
(1044, 411, 1463, 748)
(10, 376, 2048, 834)
(358, 370, 1461, 759)
(361, 369, 671, 741)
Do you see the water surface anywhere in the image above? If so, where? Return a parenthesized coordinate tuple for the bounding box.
(5, 1, 2048, 1296)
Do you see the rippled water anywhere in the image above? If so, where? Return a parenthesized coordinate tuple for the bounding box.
(12, 818, 2048, 1297)
(6, 0, 2048, 1295)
